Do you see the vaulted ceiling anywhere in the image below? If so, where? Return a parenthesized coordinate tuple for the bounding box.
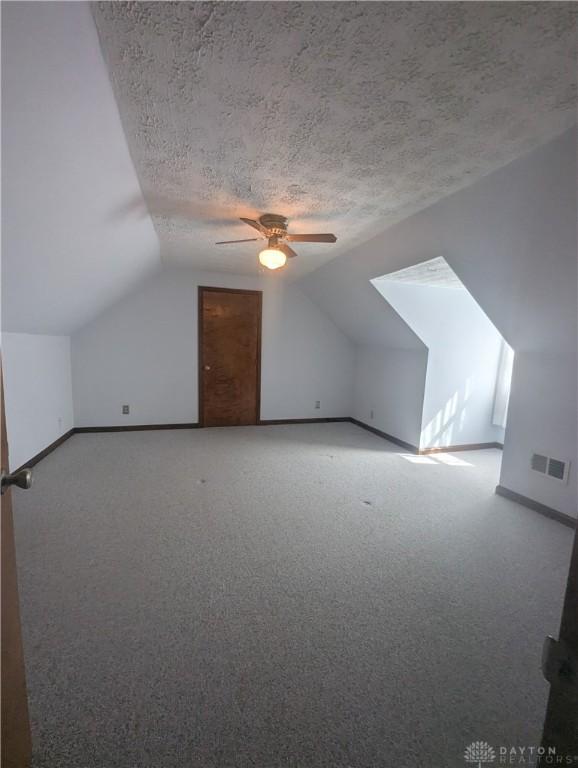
(93, 1, 576, 278)
(2, 2, 160, 335)
(2, 2, 576, 335)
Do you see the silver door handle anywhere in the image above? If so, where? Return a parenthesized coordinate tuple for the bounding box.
(204, 365, 211, 371)
(1, 468, 33, 495)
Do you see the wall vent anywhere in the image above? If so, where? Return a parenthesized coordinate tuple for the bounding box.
(531, 453, 548, 473)
(531, 452, 570, 484)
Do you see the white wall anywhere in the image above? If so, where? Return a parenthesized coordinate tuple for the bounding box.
(72, 267, 354, 427)
(1, 2, 159, 335)
(303, 129, 577, 518)
(2, 334, 74, 471)
(502, 350, 576, 519)
(352, 346, 427, 448)
(372, 281, 505, 449)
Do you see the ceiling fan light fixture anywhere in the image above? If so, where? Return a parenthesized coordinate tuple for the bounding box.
(216, 214, 337, 268)
(258, 247, 287, 270)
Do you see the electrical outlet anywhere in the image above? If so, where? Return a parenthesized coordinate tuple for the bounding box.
(315, 400, 321, 409)
(370, 409, 374, 420)
(122, 404, 130, 415)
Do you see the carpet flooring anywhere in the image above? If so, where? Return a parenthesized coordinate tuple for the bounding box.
(12, 422, 574, 768)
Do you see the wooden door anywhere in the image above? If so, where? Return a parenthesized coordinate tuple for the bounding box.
(1, 364, 32, 767)
(198, 287, 262, 427)
(541, 526, 578, 751)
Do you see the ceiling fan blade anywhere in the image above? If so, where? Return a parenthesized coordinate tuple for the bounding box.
(285, 233, 337, 243)
(278, 243, 298, 259)
(240, 217, 267, 235)
(215, 238, 261, 245)
(111, 193, 235, 226)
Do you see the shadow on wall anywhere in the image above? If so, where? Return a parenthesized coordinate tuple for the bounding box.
(371, 257, 514, 451)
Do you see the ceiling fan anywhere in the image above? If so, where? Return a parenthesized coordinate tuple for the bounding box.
(216, 214, 337, 270)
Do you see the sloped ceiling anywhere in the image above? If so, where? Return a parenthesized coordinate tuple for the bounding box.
(1, 2, 160, 335)
(301, 128, 577, 352)
(93, 1, 576, 278)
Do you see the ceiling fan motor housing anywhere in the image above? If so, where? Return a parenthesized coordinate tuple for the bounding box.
(259, 213, 288, 237)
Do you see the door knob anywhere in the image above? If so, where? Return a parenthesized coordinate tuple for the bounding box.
(204, 365, 211, 371)
(1, 468, 33, 495)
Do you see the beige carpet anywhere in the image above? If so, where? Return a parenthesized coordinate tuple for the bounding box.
(12, 423, 573, 767)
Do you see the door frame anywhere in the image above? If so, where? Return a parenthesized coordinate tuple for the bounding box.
(197, 286, 263, 428)
(1, 360, 32, 767)
(541, 525, 578, 751)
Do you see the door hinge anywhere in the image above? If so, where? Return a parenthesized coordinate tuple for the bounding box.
(542, 636, 578, 689)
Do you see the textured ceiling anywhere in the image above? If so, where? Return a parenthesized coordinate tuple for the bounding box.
(92, 1, 577, 278)
(375, 257, 465, 289)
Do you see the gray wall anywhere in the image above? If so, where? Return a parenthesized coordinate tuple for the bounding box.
(352, 346, 427, 448)
(1, 334, 74, 470)
(1, 2, 159, 335)
(72, 268, 355, 426)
